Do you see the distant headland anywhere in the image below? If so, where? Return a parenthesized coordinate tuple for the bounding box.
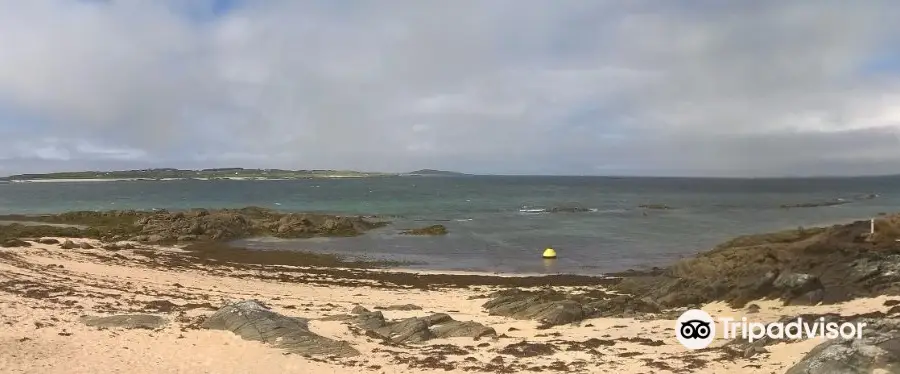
(0, 168, 471, 182)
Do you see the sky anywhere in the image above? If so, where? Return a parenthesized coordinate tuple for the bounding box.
(1, 0, 900, 177)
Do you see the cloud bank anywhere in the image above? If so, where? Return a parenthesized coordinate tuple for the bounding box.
(1, 0, 899, 176)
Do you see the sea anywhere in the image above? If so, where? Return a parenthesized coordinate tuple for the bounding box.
(1, 175, 898, 275)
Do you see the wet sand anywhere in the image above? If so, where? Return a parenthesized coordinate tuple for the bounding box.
(1, 238, 896, 373)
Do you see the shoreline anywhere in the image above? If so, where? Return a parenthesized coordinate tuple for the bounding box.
(4, 176, 380, 183)
(0, 207, 885, 279)
(2, 236, 898, 373)
(3, 209, 900, 372)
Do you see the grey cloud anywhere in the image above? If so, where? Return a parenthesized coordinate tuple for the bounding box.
(0, 1, 898, 176)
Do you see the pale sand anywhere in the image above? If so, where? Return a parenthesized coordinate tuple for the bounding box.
(0, 239, 893, 374)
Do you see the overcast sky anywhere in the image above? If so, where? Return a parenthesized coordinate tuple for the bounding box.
(1, 0, 899, 177)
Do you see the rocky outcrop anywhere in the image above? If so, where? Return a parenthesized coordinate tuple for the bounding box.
(785, 317, 900, 374)
(482, 289, 660, 328)
(400, 225, 448, 236)
(331, 306, 495, 343)
(0, 207, 388, 243)
(81, 314, 169, 330)
(202, 300, 359, 357)
(612, 217, 900, 308)
(1, 239, 30, 248)
(780, 200, 848, 209)
(132, 208, 387, 242)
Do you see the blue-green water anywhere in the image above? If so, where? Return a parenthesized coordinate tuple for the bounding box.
(1, 176, 898, 275)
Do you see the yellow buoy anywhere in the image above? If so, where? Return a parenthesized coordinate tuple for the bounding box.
(542, 247, 557, 259)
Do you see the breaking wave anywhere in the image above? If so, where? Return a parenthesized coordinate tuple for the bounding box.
(517, 206, 604, 214)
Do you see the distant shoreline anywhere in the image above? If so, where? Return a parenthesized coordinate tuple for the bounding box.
(6, 176, 375, 183)
(0, 168, 470, 182)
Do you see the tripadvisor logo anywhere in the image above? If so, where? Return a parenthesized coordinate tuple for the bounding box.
(676, 309, 716, 349)
(675, 309, 867, 350)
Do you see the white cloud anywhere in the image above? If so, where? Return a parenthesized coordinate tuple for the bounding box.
(0, 0, 898, 176)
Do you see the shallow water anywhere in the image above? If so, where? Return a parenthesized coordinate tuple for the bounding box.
(1, 175, 897, 275)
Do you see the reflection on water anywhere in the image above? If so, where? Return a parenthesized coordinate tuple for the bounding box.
(542, 259, 559, 274)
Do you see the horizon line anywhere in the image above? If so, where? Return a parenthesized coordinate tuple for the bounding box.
(2, 167, 900, 180)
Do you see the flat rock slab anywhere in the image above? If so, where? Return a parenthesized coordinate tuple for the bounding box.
(334, 307, 496, 344)
(81, 314, 168, 330)
(374, 304, 423, 311)
(482, 289, 660, 327)
(202, 300, 359, 357)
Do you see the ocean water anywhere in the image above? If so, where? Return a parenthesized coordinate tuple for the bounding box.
(1, 176, 898, 275)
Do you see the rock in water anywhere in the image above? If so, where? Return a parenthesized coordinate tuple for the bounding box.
(400, 224, 448, 235)
(81, 314, 168, 330)
(784, 318, 900, 374)
(202, 300, 359, 357)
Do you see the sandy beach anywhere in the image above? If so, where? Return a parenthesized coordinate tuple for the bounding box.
(2, 237, 896, 374)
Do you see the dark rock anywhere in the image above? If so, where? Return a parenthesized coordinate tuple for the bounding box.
(330, 305, 388, 331)
(788, 289, 825, 306)
(38, 238, 59, 245)
(545, 207, 594, 213)
(371, 317, 433, 343)
(483, 290, 588, 327)
(785, 318, 900, 374)
(335, 310, 494, 343)
(431, 320, 496, 339)
(1, 239, 31, 248)
(59, 240, 77, 249)
(746, 304, 761, 314)
(0, 207, 388, 245)
(202, 300, 358, 357)
(81, 314, 168, 330)
(780, 200, 848, 209)
(773, 273, 825, 306)
(79, 242, 94, 249)
(374, 304, 423, 311)
(482, 289, 659, 327)
(610, 218, 900, 309)
(422, 313, 454, 326)
(400, 225, 448, 236)
(638, 204, 674, 210)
